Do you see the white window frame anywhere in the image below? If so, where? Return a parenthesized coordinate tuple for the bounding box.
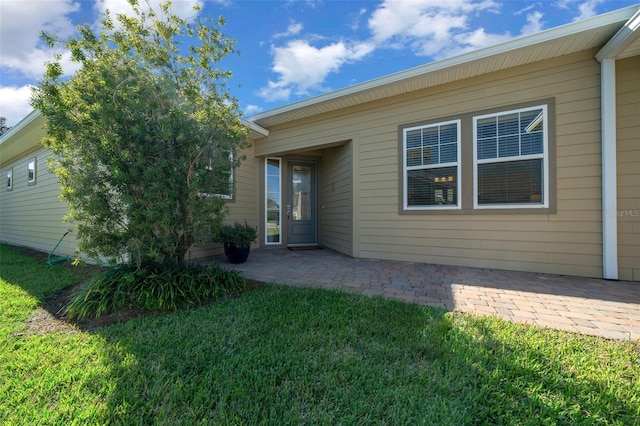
(6, 168, 12, 191)
(403, 119, 462, 210)
(473, 105, 549, 209)
(265, 157, 282, 245)
(27, 157, 36, 185)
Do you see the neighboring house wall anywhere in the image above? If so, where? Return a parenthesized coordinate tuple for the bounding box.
(318, 142, 353, 255)
(616, 55, 640, 281)
(1, 144, 79, 258)
(0, 113, 258, 263)
(256, 49, 609, 278)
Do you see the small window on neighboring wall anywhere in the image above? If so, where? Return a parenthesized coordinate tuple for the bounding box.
(6, 168, 12, 191)
(27, 157, 36, 185)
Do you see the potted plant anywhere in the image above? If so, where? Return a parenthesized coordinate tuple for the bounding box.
(215, 221, 258, 264)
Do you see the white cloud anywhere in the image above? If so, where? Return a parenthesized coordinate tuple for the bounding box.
(244, 104, 264, 116)
(558, 0, 606, 21)
(574, 0, 606, 20)
(367, 0, 503, 58)
(0, 0, 79, 78)
(273, 21, 304, 39)
(94, 0, 202, 21)
(349, 8, 368, 31)
(0, 0, 82, 126)
(258, 39, 375, 101)
(0, 86, 35, 127)
(521, 11, 545, 35)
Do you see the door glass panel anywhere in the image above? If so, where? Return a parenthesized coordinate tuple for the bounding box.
(266, 158, 281, 243)
(291, 165, 311, 221)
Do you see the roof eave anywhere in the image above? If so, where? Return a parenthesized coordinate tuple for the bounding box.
(0, 110, 41, 145)
(596, 8, 640, 61)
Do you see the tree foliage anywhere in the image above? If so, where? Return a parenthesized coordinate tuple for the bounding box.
(31, 0, 249, 265)
(0, 117, 10, 136)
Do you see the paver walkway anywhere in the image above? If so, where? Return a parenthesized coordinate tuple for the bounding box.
(217, 248, 640, 341)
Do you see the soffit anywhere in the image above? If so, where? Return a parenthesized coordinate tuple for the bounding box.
(621, 36, 640, 58)
(249, 6, 638, 130)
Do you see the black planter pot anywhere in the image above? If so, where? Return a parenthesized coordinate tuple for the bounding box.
(224, 243, 251, 264)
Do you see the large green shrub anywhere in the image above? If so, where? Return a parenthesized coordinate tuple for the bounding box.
(65, 262, 246, 319)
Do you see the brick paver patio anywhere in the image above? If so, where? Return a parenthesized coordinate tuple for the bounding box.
(217, 248, 640, 341)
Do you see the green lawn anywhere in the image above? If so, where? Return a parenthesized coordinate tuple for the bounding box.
(1, 244, 639, 425)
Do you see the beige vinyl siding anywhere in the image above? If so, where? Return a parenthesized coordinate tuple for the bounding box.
(256, 49, 607, 278)
(616, 56, 640, 281)
(318, 143, 352, 255)
(0, 146, 79, 258)
(187, 145, 260, 260)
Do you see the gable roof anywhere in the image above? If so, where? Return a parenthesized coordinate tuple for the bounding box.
(248, 5, 640, 130)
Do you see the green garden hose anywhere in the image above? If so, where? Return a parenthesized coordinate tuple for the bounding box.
(47, 231, 72, 266)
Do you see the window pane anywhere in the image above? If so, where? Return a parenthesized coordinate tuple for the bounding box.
(440, 123, 457, 144)
(498, 113, 519, 136)
(423, 127, 439, 146)
(266, 159, 281, 243)
(477, 117, 496, 139)
(407, 166, 457, 207)
(422, 146, 438, 165)
(477, 138, 497, 160)
(498, 134, 520, 158)
(440, 142, 457, 163)
(477, 159, 543, 205)
(521, 132, 543, 155)
(406, 129, 422, 149)
(521, 109, 544, 132)
(291, 165, 311, 221)
(406, 148, 421, 167)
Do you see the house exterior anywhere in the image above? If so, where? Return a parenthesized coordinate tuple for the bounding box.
(2, 5, 638, 281)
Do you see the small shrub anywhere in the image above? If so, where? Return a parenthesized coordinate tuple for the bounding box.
(65, 262, 246, 319)
(214, 221, 257, 248)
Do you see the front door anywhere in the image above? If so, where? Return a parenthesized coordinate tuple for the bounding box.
(287, 161, 317, 246)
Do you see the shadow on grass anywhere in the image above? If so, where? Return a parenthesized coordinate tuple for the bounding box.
(93, 285, 639, 424)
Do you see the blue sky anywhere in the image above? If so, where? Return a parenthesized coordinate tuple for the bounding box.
(1, 0, 638, 126)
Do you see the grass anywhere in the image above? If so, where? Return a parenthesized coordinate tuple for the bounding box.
(1, 244, 639, 424)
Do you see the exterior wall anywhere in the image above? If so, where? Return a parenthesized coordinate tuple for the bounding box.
(255, 49, 609, 278)
(616, 55, 640, 281)
(0, 145, 79, 258)
(186, 145, 260, 260)
(318, 143, 353, 255)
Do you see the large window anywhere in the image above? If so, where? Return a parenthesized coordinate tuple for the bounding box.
(403, 120, 461, 209)
(265, 158, 281, 244)
(474, 105, 548, 208)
